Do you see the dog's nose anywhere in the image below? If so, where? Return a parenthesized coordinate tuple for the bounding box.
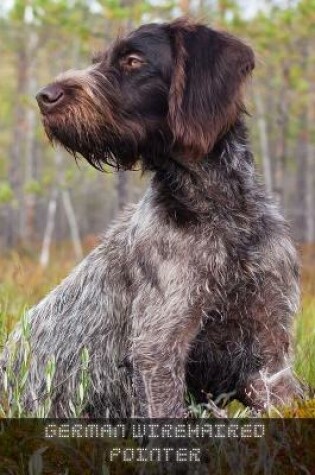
(36, 84, 64, 112)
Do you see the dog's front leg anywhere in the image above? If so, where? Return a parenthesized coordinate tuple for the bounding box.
(132, 345, 186, 418)
(131, 307, 201, 418)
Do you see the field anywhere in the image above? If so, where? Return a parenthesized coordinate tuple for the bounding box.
(0, 244, 314, 417)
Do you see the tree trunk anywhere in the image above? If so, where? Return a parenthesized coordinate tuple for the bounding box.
(39, 148, 63, 268)
(254, 89, 273, 196)
(6, 42, 28, 247)
(41, 147, 83, 264)
(23, 29, 39, 248)
(275, 62, 290, 209)
(39, 188, 58, 268)
(295, 119, 308, 242)
(61, 189, 83, 260)
(295, 40, 309, 242)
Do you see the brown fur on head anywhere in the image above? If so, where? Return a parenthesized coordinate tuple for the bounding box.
(36, 18, 255, 171)
(167, 18, 255, 159)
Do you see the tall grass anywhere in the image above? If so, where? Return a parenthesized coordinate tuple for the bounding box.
(294, 247, 315, 390)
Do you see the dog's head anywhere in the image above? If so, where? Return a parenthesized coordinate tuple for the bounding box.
(36, 18, 254, 171)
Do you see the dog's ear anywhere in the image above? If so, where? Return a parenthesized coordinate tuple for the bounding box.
(167, 19, 255, 158)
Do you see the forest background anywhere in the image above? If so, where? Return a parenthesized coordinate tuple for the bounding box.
(0, 0, 314, 409)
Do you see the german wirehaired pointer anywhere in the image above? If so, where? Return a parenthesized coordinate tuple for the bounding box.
(1, 18, 301, 417)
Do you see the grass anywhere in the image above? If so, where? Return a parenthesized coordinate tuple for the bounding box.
(0, 244, 315, 418)
(294, 247, 315, 391)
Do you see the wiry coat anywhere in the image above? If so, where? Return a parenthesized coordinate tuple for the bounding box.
(0, 19, 301, 417)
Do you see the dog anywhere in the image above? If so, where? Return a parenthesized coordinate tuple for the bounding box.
(0, 18, 301, 417)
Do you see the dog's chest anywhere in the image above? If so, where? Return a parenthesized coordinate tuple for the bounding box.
(128, 210, 258, 310)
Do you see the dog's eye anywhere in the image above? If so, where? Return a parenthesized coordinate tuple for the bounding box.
(120, 54, 145, 70)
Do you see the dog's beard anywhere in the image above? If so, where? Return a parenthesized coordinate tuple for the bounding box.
(42, 114, 141, 171)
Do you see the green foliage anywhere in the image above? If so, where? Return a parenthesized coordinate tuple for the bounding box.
(24, 179, 43, 195)
(0, 182, 14, 204)
(0, 306, 90, 418)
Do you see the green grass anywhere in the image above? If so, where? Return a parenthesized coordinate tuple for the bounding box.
(295, 302, 315, 391)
